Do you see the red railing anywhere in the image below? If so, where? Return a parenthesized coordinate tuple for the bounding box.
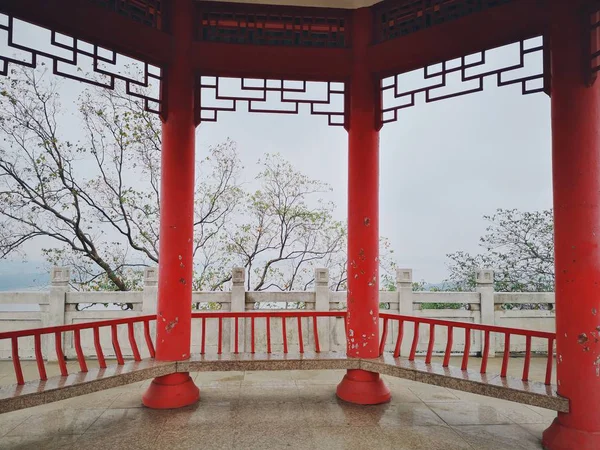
(1, 310, 555, 388)
(379, 313, 556, 385)
(0, 316, 156, 386)
(191, 310, 345, 355)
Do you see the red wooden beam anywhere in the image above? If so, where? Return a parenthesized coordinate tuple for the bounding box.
(193, 41, 352, 81)
(369, 0, 549, 78)
(0, 0, 172, 67)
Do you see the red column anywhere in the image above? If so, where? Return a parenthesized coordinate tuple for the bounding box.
(142, 0, 199, 409)
(543, 1, 600, 448)
(336, 7, 390, 405)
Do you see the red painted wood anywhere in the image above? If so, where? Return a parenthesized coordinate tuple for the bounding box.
(74, 329, 89, 372)
(393, 320, 404, 358)
(425, 324, 435, 364)
(128, 322, 142, 362)
(378, 318, 388, 356)
(369, 0, 547, 78)
(11, 337, 24, 385)
(34, 334, 47, 381)
(153, 0, 195, 363)
(481, 330, 490, 374)
(0, 0, 172, 66)
(143, 319, 155, 358)
(111, 324, 125, 365)
(55, 332, 68, 376)
(501, 333, 510, 378)
(461, 328, 471, 370)
(297, 316, 304, 354)
(543, 3, 600, 448)
(93, 327, 107, 369)
(443, 326, 453, 367)
(522, 335, 532, 381)
(409, 323, 420, 361)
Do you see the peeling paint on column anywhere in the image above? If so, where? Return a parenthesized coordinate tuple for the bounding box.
(165, 317, 179, 333)
(363, 217, 371, 226)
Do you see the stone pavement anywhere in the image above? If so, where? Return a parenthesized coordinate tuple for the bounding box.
(0, 357, 556, 449)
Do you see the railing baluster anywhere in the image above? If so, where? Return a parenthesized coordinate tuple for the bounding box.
(74, 329, 88, 372)
(461, 327, 471, 370)
(425, 324, 435, 364)
(313, 315, 320, 353)
(11, 336, 24, 385)
(266, 316, 271, 354)
(393, 320, 404, 358)
(443, 326, 453, 367)
(251, 316, 255, 354)
(480, 330, 490, 374)
(143, 319, 155, 358)
(282, 317, 288, 354)
(201, 317, 206, 355)
(93, 326, 106, 369)
(409, 322, 420, 361)
(111, 324, 124, 365)
(55, 331, 68, 376)
(379, 318, 389, 356)
(501, 332, 510, 378)
(297, 316, 304, 354)
(128, 322, 141, 362)
(218, 317, 223, 355)
(234, 317, 239, 354)
(545, 337, 554, 386)
(34, 333, 47, 381)
(522, 335, 532, 381)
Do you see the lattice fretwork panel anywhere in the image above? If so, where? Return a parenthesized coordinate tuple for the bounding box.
(196, 3, 348, 48)
(374, 0, 513, 43)
(89, 0, 165, 30)
(381, 36, 545, 125)
(0, 14, 162, 114)
(197, 77, 345, 127)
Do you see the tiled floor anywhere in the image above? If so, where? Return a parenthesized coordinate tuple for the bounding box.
(0, 358, 555, 449)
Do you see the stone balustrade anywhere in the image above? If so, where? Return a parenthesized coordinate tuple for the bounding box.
(0, 267, 555, 360)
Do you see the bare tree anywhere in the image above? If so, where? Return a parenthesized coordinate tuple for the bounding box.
(0, 66, 242, 290)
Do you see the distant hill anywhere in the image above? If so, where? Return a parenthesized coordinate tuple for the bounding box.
(0, 260, 49, 291)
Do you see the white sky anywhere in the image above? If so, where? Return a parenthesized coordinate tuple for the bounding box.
(2, 19, 552, 284)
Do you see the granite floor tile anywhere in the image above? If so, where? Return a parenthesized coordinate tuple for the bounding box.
(156, 426, 234, 450)
(0, 410, 32, 437)
(83, 407, 168, 435)
(427, 401, 513, 426)
(297, 384, 339, 403)
(302, 401, 381, 428)
(7, 408, 105, 436)
(310, 425, 392, 450)
(239, 385, 301, 404)
(453, 424, 545, 449)
(383, 425, 473, 449)
(199, 386, 241, 404)
(233, 423, 314, 450)
(234, 401, 307, 426)
(1, 434, 80, 450)
(161, 403, 237, 428)
(408, 384, 461, 402)
(375, 403, 447, 428)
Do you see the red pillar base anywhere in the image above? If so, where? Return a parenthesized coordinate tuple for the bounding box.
(336, 369, 391, 405)
(142, 372, 199, 409)
(543, 418, 600, 450)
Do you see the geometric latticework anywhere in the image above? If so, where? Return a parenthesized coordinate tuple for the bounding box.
(381, 36, 545, 125)
(373, 0, 513, 43)
(196, 3, 348, 48)
(90, 0, 165, 30)
(197, 77, 346, 126)
(0, 14, 162, 114)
